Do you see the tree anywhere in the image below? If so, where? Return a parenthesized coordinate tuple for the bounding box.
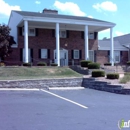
(0, 24, 16, 61)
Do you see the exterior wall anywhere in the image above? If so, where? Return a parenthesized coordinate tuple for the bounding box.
(8, 12, 22, 47)
(96, 50, 128, 65)
(5, 28, 98, 66)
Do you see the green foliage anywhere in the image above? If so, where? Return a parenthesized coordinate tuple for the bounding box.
(22, 63, 32, 67)
(92, 70, 105, 77)
(51, 63, 58, 66)
(120, 73, 130, 84)
(0, 24, 16, 60)
(126, 61, 130, 66)
(104, 63, 111, 66)
(80, 60, 92, 67)
(88, 63, 100, 69)
(37, 62, 46, 66)
(107, 73, 119, 79)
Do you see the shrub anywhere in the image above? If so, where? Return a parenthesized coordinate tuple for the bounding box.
(107, 73, 119, 79)
(126, 61, 130, 66)
(104, 63, 111, 66)
(22, 63, 32, 67)
(51, 63, 58, 66)
(80, 60, 92, 67)
(92, 70, 105, 77)
(37, 62, 46, 66)
(0, 62, 5, 66)
(88, 63, 100, 69)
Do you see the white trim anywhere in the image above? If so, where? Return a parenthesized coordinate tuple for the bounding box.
(89, 50, 94, 62)
(85, 25, 89, 60)
(56, 23, 60, 66)
(114, 50, 120, 63)
(73, 50, 80, 59)
(23, 16, 115, 27)
(54, 48, 68, 66)
(110, 28, 114, 66)
(41, 49, 47, 59)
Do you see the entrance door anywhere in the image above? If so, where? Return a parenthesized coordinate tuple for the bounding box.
(54, 49, 68, 66)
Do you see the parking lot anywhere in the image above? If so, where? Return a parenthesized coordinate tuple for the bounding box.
(0, 88, 130, 130)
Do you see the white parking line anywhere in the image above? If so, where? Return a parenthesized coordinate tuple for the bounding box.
(0, 88, 39, 91)
(49, 87, 84, 90)
(41, 89, 88, 109)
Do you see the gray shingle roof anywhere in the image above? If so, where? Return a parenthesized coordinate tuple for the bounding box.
(105, 34, 130, 45)
(98, 40, 127, 50)
(13, 10, 115, 25)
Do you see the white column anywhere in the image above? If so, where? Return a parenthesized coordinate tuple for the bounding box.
(56, 23, 60, 66)
(24, 20, 29, 63)
(110, 27, 114, 66)
(85, 25, 89, 60)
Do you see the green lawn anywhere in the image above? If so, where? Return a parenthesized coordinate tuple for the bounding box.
(0, 66, 82, 80)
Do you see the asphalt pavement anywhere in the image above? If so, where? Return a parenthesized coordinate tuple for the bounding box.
(0, 88, 130, 130)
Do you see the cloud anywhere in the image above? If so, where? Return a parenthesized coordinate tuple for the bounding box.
(115, 31, 125, 36)
(35, 1, 41, 4)
(93, 1, 117, 12)
(0, 0, 21, 16)
(88, 15, 93, 18)
(53, 0, 86, 16)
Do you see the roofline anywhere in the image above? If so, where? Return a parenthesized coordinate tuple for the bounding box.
(22, 16, 115, 28)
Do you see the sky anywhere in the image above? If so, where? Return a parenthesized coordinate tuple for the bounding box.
(0, 0, 130, 39)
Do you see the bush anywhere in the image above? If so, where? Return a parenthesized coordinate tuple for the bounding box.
(104, 63, 111, 66)
(126, 61, 130, 66)
(0, 62, 5, 66)
(51, 63, 58, 66)
(22, 63, 32, 67)
(37, 62, 46, 66)
(80, 60, 92, 67)
(92, 70, 105, 77)
(107, 73, 119, 79)
(88, 63, 100, 69)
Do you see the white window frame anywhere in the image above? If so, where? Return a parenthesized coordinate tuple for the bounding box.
(60, 30, 66, 38)
(114, 50, 120, 63)
(41, 49, 47, 59)
(89, 50, 94, 62)
(74, 50, 79, 59)
(22, 28, 36, 36)
(88, 33, 94, 39)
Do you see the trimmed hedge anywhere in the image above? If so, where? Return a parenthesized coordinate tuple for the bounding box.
(0, 62, 5, 66)
(92, 70, 105, 77)
(37, 62, 46, 66)
(127, 61, 130, 66)
(88, 63, 100, 69)
(23, 63, 32, 67)
(51, 63, 58, 66)
(107, 73, 119, 79)
(104, 63, 111, 66)
(80, 60, 92, 67)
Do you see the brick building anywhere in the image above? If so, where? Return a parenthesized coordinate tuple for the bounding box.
(7, 9, 116, 66)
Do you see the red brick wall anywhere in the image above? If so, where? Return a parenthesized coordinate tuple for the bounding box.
(96, 50, 128, 65)
(5, 28, 98, 65)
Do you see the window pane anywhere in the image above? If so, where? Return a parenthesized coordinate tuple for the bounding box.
(41, 49, 47, 58)
(74, 50, 79, 59)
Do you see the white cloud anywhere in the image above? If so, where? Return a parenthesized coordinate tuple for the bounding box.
(35, 1, 41, 4)
(115, 31, 125, 36)
(0, 0, 21, 16)
(88, 15, 93, 18)
(53, 0, 86, 16)
(93, 1, 117, 12)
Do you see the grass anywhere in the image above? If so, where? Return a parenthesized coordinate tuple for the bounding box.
(120, 73, 130, 84)
(0, 66, 82, 80)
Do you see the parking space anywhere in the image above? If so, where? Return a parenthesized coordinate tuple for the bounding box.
(0, 88, 130, 130)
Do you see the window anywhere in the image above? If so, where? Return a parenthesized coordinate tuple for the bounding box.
(74, 50, 79, 59)
(22, 28, 35, 36)
(41, 49, 47, 59)
(60, 30, 66, 38)
(89, 33, 94, 39)
(114, 51, 120, 63)
(89, 50, 94, 62)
